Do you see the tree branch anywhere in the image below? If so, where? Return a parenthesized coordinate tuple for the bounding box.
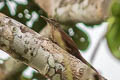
(90, 32, 106, 64)
(0, 24, 53, 80)
(35, 0, 112, 25)
(0, 13, 106, 80)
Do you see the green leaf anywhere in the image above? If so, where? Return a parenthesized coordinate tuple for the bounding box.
(65, 26, 90, 51)
(111, 1, 120, 17)
(106, 18, 120, 59)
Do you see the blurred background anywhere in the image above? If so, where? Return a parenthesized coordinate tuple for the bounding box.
(0, 0, 120, 80)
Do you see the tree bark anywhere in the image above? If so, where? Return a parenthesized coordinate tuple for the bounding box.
(35, 0, 112, 25)
(0, 24, 53, 80)
(0, 13, 106, 80)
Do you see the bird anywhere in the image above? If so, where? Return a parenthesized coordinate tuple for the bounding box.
(40, 16, 102, 80)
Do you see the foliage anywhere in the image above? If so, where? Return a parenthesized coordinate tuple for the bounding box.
(111, 1, 120, 17)
(0, 0, 47, 32)
(107, 0, 120, 60)
(107, 17, 120, 59)
(65, 26, 90, 51)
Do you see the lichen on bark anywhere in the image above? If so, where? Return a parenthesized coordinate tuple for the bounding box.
(0, 13, 106, 80)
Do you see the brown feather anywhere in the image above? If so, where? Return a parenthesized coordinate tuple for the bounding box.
(41, 16, 102, 80)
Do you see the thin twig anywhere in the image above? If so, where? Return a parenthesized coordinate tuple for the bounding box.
(90, 35, 105, 64)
